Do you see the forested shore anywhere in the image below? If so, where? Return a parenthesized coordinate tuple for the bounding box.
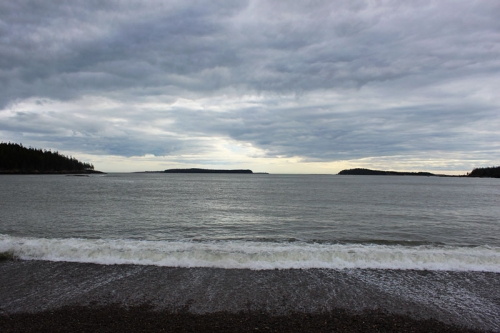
(468, 166, 500, 178)
(0, 142, 101, 174)
(339, 167, 500, 178)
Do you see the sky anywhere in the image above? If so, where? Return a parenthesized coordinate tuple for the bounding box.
(1, 0, 499, 173)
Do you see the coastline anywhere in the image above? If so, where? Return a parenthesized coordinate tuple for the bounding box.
(0, 170, 105, 175)
(338, 167, 500, 178)
(1, 260, 498, 332)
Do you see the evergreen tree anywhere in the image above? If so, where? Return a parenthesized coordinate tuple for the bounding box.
(0, 142, 94, 172)
(468, 166, 500, 178)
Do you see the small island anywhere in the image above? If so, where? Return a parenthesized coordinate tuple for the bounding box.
(0, 142, 103, 174)
(164, 168, 253, 174)
(338, 168, 436, 176)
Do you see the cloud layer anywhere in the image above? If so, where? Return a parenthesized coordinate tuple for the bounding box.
(1, 0, 499, 172)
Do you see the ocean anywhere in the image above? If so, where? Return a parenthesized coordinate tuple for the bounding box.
(1, 173, 499, 330)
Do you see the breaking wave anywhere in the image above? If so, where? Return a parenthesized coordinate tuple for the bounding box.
(1, 234, 499, 272)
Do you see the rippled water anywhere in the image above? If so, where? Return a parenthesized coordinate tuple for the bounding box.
(1, 173, 499, 271)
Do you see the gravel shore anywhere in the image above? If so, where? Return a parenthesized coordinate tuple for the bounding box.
(0, 304, 490, 333)
(2, 261, 499, 332)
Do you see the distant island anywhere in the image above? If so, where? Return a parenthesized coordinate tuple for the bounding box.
(338, 168, 436, 176)
(164, 168, 253, 174)
(0, 142, 103, 174)
(339, 167, 500, 178)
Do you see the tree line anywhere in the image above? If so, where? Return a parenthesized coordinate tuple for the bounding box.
(468, 166, 500, 178)
(0, 142, 94, 172)
(339, 167, 500, 178)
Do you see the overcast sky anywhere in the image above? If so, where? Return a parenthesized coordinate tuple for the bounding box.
(1, 0, 499, 173)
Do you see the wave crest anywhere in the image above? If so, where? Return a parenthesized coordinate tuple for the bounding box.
(1, 234, 499, 271)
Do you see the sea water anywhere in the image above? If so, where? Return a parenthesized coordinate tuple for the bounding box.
(1, 173, 500, 330)
(0, 173, 499, 271)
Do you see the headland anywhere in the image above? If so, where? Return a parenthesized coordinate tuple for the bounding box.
(0, 142, 104, 174)
(339, 167, 500, 178)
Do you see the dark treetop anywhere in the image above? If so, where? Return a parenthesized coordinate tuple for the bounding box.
(0, 142, 101, 174)
(468, 166, 500, 178)
(164, 168, 253, 174)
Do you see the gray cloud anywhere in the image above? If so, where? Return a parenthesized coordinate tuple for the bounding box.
(166, 101, 499, 161)
(1, 0, 499, 170)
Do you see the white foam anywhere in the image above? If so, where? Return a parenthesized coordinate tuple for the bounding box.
(1, 234, 499, 272)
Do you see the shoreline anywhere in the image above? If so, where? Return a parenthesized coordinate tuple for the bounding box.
(0, 170, 105, 174)
(1, 260, 499, 331)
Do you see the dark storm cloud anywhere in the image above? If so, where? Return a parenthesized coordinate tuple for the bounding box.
(0, 0, 249, 105)
(3, 0, 497, 99)
(1, 0, 499, 167)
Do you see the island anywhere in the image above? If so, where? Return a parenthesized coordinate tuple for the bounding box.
(0, 142, 104, 174)
(338, 168, 435, 176)
(164, 168, 253, 174)
(339, 167, 500, 178)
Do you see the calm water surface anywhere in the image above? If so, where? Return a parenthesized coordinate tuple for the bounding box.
(1, 173, 498, 246)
